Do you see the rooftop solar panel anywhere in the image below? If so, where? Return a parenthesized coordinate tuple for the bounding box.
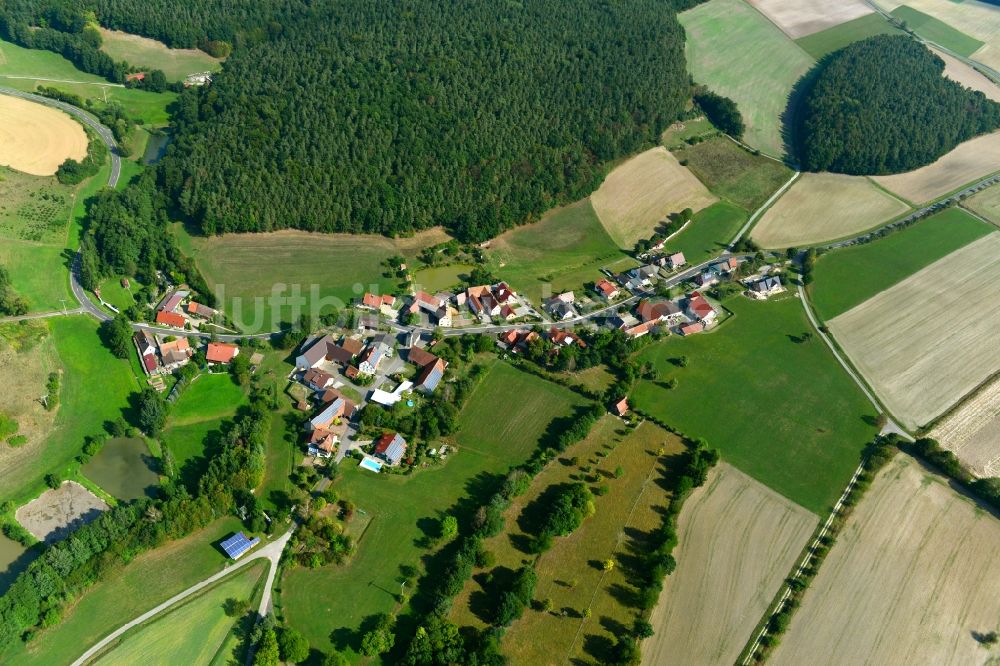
(220, 532, 260, 559)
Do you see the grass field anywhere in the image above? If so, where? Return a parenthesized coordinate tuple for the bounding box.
(98, 28, 222, 83)
(891, 6, 984, 57)
(412, 264, 474, 293)
(642, 463, 816, 666)
(878, 0, 1000, 69)
(0, 317, 139, 505)
(748, 0, 873, 39)
(590, 147, 717, 249)
(661, 117, 716, 150)
(0, 322, 58, 465)
(809, 208, 993, 320)
(633, 296, 879, 515)
(673, 137, 793, 212)
(82, 437, 159, 501)
(828, 233, 1000, 429)
(96, 275, 140, 312)
(163, 374, 247, 487)
(480, 419, 684, 665)
(0, 96, 87, 176)
(5, 516, 243, 666)
(281, 362, 587, 658)
(93, 561, 265, 666)
(872, 131, 1000, 205)
(664, 201, 747, 264)
(772, 455, 1000, 665)
(0, 38, 175, 126)
(486, 199, 634, 305)
(680, 0, 814, 158)
(178, 226, 450, 332)
(795, 13, 905, 59)
(930, 377, 1000, 477)
(750, 173, 911, 248)
(964, 181, 1000, 227)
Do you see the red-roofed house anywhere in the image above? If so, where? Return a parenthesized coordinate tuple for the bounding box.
(686, 292, 717, 324)
(206, 342, 239, 364)
(594, 279, 620, 300)
(612, 398, 629, 417)
(666, 252, 686, 269)
(361, 293, 398, 316)
(156, 310, 187, 328)
(623, 321, 654, 339)
(636, 299, 682, 324)
(548, 328, 585, 348)
(373, 432, 407, 466)
(126, 72, 146, 82)
(679, 321, 704, 336)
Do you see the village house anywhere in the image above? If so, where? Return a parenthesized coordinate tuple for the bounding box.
(158, 337, 193, 371)
(713, 257, 740, 274)
(679, 321, 704, 336)
(747, 275, 784, 299)
(628, 264, 660, 287)
(685, 291, 717, 324)
(187, 301, 217, 319)
(406, 345, 449, 393)
(309, 397, 349, 431)
(612, 397, 629, 417)
(666, 252, 686, 269)
(360, 293, 400, 318)
(157, 289, 188, 313)
(206, 342, 239, 365)
(548, 327, 585, 348)
(694, 268, 721, 288)
(296, 334, 364, 371)
(134, 331, 159, 376)
(636, 298, 683, 325)
(155, 310, 187, 329)
(373, 432, 407, 466)
(308, 429, 339, 459)
(623, 320, 655, 339)
(303, 368, 336, 391)
(358, 334, 394, 375)
(594, 279, 620, 300)
(497, 329, 539, 353)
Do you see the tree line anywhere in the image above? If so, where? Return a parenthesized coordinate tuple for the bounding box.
(798, 35, 1000, 174)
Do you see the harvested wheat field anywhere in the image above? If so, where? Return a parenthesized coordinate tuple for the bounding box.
(873, 131, 1000, 204)
(930, 377, 1000, 477)
(0, 96, 87, 176)
(772, 455, 1000, 666)
(828, 232, 1000, 429)
(751, 173, 910, 247)
(748, 0, 873, 39)
(932, 46, 1000, 102)
(641, 463, 816, 666)
(591, 147, 717, 249)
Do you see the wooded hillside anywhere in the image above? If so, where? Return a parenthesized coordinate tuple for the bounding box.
(799, 35, 1000, 174)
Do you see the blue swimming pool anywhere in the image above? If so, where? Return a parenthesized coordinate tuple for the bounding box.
(360, 458, 382, 473)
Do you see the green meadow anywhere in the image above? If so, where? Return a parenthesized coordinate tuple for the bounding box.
(665, 201, 747, 264)
(891, 6, 984, 57)
(796, 13, 905, 59)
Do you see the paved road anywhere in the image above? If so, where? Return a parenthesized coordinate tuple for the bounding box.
(70, 529, 293, 666)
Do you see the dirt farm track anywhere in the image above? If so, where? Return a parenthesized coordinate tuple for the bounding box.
(0, 95, 88, 176)
(772, 455, 1000, 666)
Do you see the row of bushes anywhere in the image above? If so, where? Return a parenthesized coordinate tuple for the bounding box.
(910, 438, 1000, 512)
(749, 436, 898, 661)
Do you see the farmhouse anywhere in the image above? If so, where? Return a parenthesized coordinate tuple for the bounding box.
(594, 279, 620, 300)
(624, 321, 655, 339)
(155, 310, 187, 329)
(158, 289, 188, 313)
(303, 368, 336, 391)
(308, 429, 339, 458)
(360, 293, 399, 317)
(309, 397, 349, 431)
(415, 358, 447, 393)
(373, 432, 407, 466)
(134, 331, 160, 375)
(206, 342, 239, 365)
(187, 301, 217, 319)
(636, 298, 682, 323)
(158, 337, 192, 370)
(686, 291, 717, 324)
(548, 327, 585, 348)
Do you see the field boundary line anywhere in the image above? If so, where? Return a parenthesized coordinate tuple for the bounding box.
(0, 74, 125, 88)
(730, 171, 800, 247)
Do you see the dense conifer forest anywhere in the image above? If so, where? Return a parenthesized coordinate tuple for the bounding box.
(799, 35, 1000, 174)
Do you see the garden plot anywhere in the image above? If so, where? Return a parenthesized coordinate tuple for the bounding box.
(15, 481, 108, 543)
(772, 455, 1000, 666)
(748, 0, 873, 39)
(751, 172, 910, 247)
(828, 232, 1000, 429)
(873, 131, 1000, 204)
(0, 95, 87, 176)
(929, 377, 1000, 477)
(641, 463, 816, 666)
(591, 146, 717, 249)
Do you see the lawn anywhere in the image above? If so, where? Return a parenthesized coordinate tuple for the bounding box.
(280, 362, 588, 658)
(673, 137, 793, 212)
(162, 374, 247, 487)
(4, 516, 244, 666)
(178, 226, 450, 332)
(82, 437, 159, 501)
(96, 275, 140, 312)
(809, 208, 994, 320)
(98, 28, 222, 83)
(795, 12, 905, 59)
(486, 199, 634, 305)
(661, 116, 716, 150)
(891, 6, 984, 57)
(412, 264, 474, 293)
(0, 316, 140, 505)
(92, 561, 266, 666)
(0, 38, 175, 126)
(447, 417, 685, 665)
(679, 0, 814, 158)
(664, 201, 747, 264)
(632, 296, 879, 515)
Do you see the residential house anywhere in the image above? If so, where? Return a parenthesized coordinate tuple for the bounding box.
(436, 305, 456, 328)
(206, 342, 239, 365)
(613, 312, 641, 331)
(685, 291, 717, 324)
(134, 330, 156, 357)
(415, 359, 447, 393)
(155, 310, 187, 329)
(628, 265, 660, 287)
(713, 257, 740, 274)
(500, 304, 517, 321)
(308, 429, 339, 458)
(497, 329, 538, 352)
(553, 291, 575, 304)
(370, 380, 414, 406)
(679, 321, 704, 336)
(295, 334, 337, 370)
(694, 268, 721, 288)
(309, 398, 348, 431)
(357, 313, 381, 333)
(548, 328, 585, 348)
(623, 321, 655, 339)
(636, 299, 682, 324)
(158, 337, 192, 371)
(612, 398, 629, 417)
(666, 252, 686, 269)
(361, 293, 399, 318)
(373, 432, 407, 466)
(548, 300, 576, 321)
(303, 368, 336, 391)
(594, 279, 620, 300)
(358, 335, 393, 375)
(406, 346, 439, 368)
(158, 289, 188, 313)
(747, 275, 783, 299)
(409, 291, 442, 315)
(187, 301, 217, 319)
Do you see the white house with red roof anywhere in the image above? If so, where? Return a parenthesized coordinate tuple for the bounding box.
(685, 291, 717, 324)
(594, 279, 620, 300)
